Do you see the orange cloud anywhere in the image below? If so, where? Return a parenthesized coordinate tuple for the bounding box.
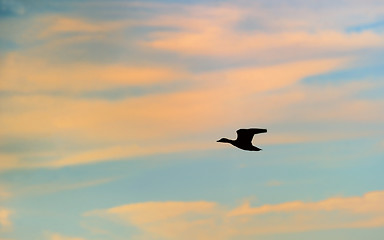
(266, 180, 283, 186)
(229, 191, 384, 216)
(0, 208, 11, 231)
(3, 57, 381, 170)
(86, 190, 384, 239)
(47, 141, 215, 168)
(86, 201, 230, 240)
(198, 58, 346, 95)
(48, 233, 86, 240)
(0, 154, 25, 172)
(105, 201, 217, 224)
(0, 53, 185, 93)
(3, 58, 339, 139)
(148, 29, 384, 57)
(141, 4, 384, 58)
(37, 16, 133, 38)
(16, 178, 116, 196)
(0, 186, 11, 200)
(145, 4, 243, 31)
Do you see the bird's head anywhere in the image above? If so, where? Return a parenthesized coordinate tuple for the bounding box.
(217, 138, 231, 143)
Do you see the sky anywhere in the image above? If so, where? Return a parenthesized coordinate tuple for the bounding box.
(0, 0, 384, 239)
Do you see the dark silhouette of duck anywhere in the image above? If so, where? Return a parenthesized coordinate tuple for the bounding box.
(217, 128, 267, 151)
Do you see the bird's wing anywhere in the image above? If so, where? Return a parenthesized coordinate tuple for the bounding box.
(236, 128, 267, 143)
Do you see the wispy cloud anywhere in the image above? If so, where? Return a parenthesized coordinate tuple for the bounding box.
(85, 190, 384, 239)
(0, 208, 11, 232)
(0, 53, 185, 93)
(47, 233, 86, 240)
(1, 57, 364, 170)
(0, 185, 11, 200)
(36, 16, 134, 38)
(266, 180, 284, 186)
(47, 142, 214, 168)
(229, 190, 384, 216)
(15, 177, 116, 196)
(142, 4, 384, 58)
(1, 1, 383, 173)
(0, 0, 25, 18)
(1, 1, 384, 239)
(2, 54, 383, 170)
(147, 30, 384, 58)
(86, 201, 225, 240)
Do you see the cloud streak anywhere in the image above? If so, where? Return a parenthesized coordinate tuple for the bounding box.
(86, 190, 384, 239)
(48, 233, 86, 240)
(0, 53, 185, 93)
(2, 54, 383, 170)
(142, 4, 384, 58)
(0, 208, 11, 232)
(147, 30, 384, 58)
(2, 57, 369, 170)
(1, 1, 383, 172)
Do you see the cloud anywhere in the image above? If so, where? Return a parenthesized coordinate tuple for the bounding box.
(15, 2, 384, 64)
(0, 208, 11, 231)
(0, 186, 11, 200)
(139, 1, 384, 33)
(142, 4, 384, 58)
(198, 58, 347, 95)
(100, 201, 218, 224)
(0, 57, 347, 136)
(266, 180, 283, 186)
(0, 140, 215, 171)
(2, 3, 383, 171)
(2, 55, 383, 170)
(86, 201, 229, 240)
(0, 53, 185, 93)
(0, 0, 25, 18)
(1, 57, 362, 169)
(47, 141, 214, 168)
(15, 177, 116, 196)
(47, 233, 86, 240)
(85, 190, 384, 239)
(147, 30, 384, 58)
(229, 191, 384, 216)
(36, 16, 133, 38)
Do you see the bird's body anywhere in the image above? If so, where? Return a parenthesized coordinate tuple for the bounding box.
(217, 128, 267, 151)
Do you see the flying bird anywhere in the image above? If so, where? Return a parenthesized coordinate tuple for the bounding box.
(217, 128, 267, 151)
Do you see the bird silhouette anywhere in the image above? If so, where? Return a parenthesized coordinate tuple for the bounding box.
(217, 128, 267, 151)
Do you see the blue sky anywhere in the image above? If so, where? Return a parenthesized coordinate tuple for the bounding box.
(1, 0, 384, 239)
